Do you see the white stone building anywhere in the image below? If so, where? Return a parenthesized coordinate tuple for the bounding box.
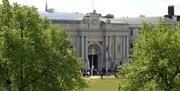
(40, 6, 177, 74)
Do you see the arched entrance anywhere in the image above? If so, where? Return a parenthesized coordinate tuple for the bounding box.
(88, 43, 101, 70)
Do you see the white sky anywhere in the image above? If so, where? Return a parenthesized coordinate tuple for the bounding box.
(1, 0, 180, 18)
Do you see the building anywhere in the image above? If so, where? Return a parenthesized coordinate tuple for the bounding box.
(40, 6, 176, 74)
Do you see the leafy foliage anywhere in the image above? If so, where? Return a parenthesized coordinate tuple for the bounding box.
(118, 19, 180, 91)
(0, 0, 87, 91)
(103, 13, 114, 19)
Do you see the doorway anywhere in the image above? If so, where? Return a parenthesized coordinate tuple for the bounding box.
(88, 54, 98, 69)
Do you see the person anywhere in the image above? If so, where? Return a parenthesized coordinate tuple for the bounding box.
(87, 70, 90, 76)
(100, 69, 103, 79)
(114, 64, 118, 78)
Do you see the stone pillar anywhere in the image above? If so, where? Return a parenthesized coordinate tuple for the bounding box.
(81, 35, 85, 68)
(81, 35, 84, 58)
(109, 36, 112, 70)
(121, 36, 124, 59)
(84, 36, 88, 69)
(114, 36, 116, 59)
(84, 36, 86, 59)
(120, 36, 123, 59)
(126, 36, 129, 59)
(109, 36, 112, 59)
(105, 36, 109, 74)
(123, 36, 126, 59)
(103, 35, 106, 69)
(77, 36, 81, 57)
(124, 36, 126, 58)
(75, 36, 78, 57)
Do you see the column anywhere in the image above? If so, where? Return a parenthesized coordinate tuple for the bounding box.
(105, 36, 109, 60)
(105, 36, 109, 74)
(109, 36, 112, 70)
(114, 36, 116, 59)
(81, 35, 85, 68)
(77, 36, 80, 57)
(121, 36, 124, 59)
(103, 35, 106, 69)
(126, 36, 129, 58)
(124, 36, 127, 58)
(84, 36, 86, 59)
(84, 36, 87, 69)
(123, 36, 126, 59)
(120, 36, 122, 59)
(75, 36, 78, 57)
(109, 36, 111, 59)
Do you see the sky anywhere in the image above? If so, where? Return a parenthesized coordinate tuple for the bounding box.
(1, 0, 180, 18)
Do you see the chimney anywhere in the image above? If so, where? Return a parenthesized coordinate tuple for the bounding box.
(93, 10, 96, 14)
(168, 5, 174, 16)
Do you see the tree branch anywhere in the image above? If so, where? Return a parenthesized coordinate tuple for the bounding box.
(19, 64, 51, 90)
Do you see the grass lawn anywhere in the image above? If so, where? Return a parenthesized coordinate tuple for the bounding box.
(82, 78, 119, 91)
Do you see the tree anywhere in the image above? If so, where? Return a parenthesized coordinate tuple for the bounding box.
(103, 13, 114, 18)
(118, 19, 180, 91)
(0, 0, 87, 91)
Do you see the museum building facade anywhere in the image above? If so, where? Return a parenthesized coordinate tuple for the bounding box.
(40, 6, 177, 72)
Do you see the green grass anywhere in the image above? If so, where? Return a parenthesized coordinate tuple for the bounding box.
(82, 79, 119, 91)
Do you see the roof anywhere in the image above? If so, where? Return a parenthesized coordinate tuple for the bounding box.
(39, 12, 176, 26)
(110, 17, 176, 25)
(39, 12, 84, 20)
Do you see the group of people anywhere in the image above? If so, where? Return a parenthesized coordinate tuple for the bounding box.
(80, 68, 118, 78)
(81, 69, 105, 76)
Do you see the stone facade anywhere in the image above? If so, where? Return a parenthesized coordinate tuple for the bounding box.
(43, 11, 130, 72)
(40, 9, 176, 74)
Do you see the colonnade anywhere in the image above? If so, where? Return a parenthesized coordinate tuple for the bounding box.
(72, 34, 129, 70)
